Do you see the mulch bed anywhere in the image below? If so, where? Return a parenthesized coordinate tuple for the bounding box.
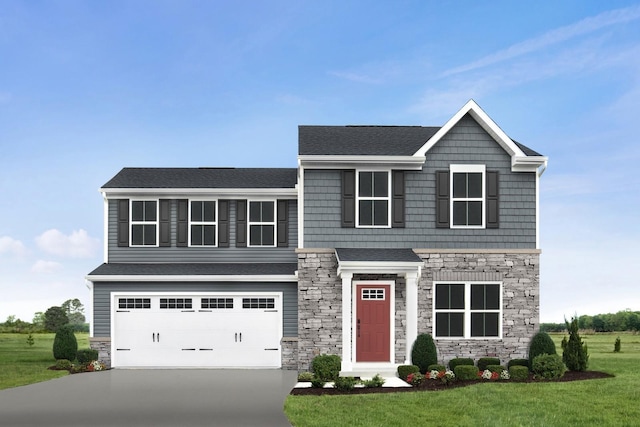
(289, 370, 614, 396)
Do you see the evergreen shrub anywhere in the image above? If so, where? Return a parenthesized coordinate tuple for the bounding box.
(509, 365, 530, 381)
(427, 364, 446, 372)
(486, 365, 506, 373)
(334, 376, 358, 391)
(411, 333, 438, 374)
(507, 359, 529, 369)
(528, 331, 556, 369)
(76, 349, 99, 364)
(449, 358, 474, 371)
(454, 365, 479, 380)
(297, 372, 314, 382)
(55, 359, 72, 370)
(532, 354, 566, 380)
(477, 357, 500, 371)
(52, 325, 78, 361)
(311, 354, 341, 381)
(614, 337, 621, 353)
(397, 365, 420, 381)
(362, 374, 385, 388)
(563, 316, 589, 371)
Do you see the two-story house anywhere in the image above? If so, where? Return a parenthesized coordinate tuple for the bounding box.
(86, 100, 547, 374)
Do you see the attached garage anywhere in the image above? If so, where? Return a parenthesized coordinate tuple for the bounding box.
(111, 292, 283, 368)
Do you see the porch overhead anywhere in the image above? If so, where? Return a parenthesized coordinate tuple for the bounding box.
(335, 248, 423, 277)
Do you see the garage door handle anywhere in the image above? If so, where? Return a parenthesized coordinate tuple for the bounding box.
(239, 333, 242, 342)
(157, 333, 160, 342)
(357, 319, 360, 338)
(153, 333, 155, 342)
(264, 348, 278, 351)
(235, 332, 237, 342)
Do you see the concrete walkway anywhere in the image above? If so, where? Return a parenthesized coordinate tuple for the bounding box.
(0, 369, 298, 427)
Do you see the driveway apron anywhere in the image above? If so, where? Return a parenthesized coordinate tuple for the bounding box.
(0, 369, 298, 427)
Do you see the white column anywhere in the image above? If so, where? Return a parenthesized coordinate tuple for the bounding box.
(341, 272, 353, 372)
(405, 271, 419, 365)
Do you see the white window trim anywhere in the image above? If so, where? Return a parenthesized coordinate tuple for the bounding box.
(188, 199, 218, 247)
(247, 199, 277, 247)
(432, 281, 503, 340)
(450, 164, 486, 229)
(355, 170, 392, 228)
(130, 199, 159, 247)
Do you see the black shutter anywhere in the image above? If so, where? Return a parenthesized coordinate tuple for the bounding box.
(392, 170, 405, 228)
(218, 200, 230, 247)
(176, 199, 188, 247)
(117, 199, 129, 247)
(159, 199, 171, 247)
(436, 171, 450, 228)
(236, 200, 247, 247)
(342, 170, 356, 228)
(486, 171, 499, 229)
(277, 200, 289, 247)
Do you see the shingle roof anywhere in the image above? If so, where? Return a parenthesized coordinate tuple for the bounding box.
(299, 125, 543, 157)
(335, 248, 423, 263)
(102, 168, 298, 189)
(88, 263, 298, 276)
(299, 126, 440, 156)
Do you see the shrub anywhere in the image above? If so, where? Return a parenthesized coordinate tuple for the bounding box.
(563, 316, 589, 371)
(52, 325, 78, 361)
(509, 365, 529, 381)
(55, 359, 72, 370)
(76, 349, 99, 365)
(397, 365, 420, 381)
(311, 354, 341, 381)
(532, 353, 566, 380)
(528, 331, 556, 370)
(427, 364, 446, 372)
(507, 359, 529, 369)
(310, 376, 325, 388)
(486, 365, 506, 373)
(362, 374, 385, 388)
(411, 333, 438, 374)
(334, 376, 358, 391)
(477, 357, 500, 371)
(297, 372, 314, 382)
(449, 358, 474, 371)
(406, 372, 425, 386)
(614, 337, 621, 353)
(454, 365, 479, 381)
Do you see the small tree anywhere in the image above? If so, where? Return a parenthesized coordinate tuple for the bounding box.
(411, 333, 438, 374)
(528, 331, 556, 370)
(562, 316, 589, 371)
(614, 337, 621, 353)
(44, 306, 69, 332)
(53, 325, 78, 361)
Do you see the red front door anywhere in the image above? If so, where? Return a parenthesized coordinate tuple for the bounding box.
(356, 284, 391, 362)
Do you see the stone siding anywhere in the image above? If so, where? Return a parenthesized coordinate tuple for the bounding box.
(281, 338, 298, 370)
(89, 337, 111, 369)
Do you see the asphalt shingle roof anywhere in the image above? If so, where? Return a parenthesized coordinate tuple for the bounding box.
(335, 248, 423, 263)
(102, 168, 298, 189)
(88, 263, 298, 276)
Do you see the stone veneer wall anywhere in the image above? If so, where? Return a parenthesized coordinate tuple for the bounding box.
(89, 337, 111, 368)
(415, 250, 540, 365)
(281, 338, 298, 369)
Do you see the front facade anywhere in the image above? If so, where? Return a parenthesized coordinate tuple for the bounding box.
(87, 100, 547, 373)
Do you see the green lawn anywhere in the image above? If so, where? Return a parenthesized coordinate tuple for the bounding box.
(0, 333, 89, 390)
(284, 332, 640, 426)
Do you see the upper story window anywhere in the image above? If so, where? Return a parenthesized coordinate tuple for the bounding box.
(434, 282, 501, 339)
(190, 200, 217, 246)
(357, 171, 390, 227)
(248, 201, 275, 246)
(450, 165, 485, 228)
(131, 200, 158, 246)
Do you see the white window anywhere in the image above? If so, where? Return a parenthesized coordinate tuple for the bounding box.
(130, 200, 158, 246)
(248, 201, 275, 247)
(189, 200, 217, 246)
(434, 282, 501, 339)
(356, 171, 390, 227)
(450, 165, 485, 228)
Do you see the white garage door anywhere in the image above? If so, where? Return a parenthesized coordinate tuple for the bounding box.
(112, 293, 282, 368)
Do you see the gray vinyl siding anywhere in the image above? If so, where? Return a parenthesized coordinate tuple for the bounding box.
(108, 199, 297, 263)
(303, 114, 537, 249)
(93, 281, 298, 338)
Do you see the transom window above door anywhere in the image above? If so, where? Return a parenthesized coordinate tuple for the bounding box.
(190, 200, 217, 246)
(131, 200, 158, 246)
(249, 201, 275, 246)
(357, 171, 390, 227)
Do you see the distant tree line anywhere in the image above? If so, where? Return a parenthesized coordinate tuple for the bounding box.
(0, 298, 88, 333)
(541, 310, 640, 333)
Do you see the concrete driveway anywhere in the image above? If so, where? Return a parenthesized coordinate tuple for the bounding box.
(0, 369, 298, 427)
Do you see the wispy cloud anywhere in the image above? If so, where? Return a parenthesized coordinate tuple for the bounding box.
(0, 236, 26, 256)
(443, 4, 640, 76)
(35, 229, 100, 259)
(31, 260, 62, 274)
(328, 70, 383, 84)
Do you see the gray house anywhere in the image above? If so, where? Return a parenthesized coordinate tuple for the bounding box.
(86, 100, 547, 374)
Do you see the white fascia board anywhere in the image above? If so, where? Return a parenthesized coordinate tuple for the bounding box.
(337, 261, 422, 278)
(298, 155, 425, 170)
(85, 274, 298, 282)
(101, 191, 108, 264)
(414, 99, 527, 159)
(101, 187, 298, 198)
(511, 156, 549, 173)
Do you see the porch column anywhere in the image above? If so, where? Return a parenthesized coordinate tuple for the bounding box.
(340, 272, 353, 372)
(405, 271, 419, 364)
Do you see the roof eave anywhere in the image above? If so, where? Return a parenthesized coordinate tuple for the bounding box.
(85, 274, 298, 282)
(298, 155, 426, 170)
(511, 156, 549, 173)
(100, 187, 298, 198)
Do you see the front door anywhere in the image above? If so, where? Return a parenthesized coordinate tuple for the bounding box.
(355, 284, 391, 362)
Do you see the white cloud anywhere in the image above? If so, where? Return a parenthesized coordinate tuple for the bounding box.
(31, 260, 62, 273)
(328, 70, 383, 85)
(0, 236, 26, 256)
(35, 229, 100, 259)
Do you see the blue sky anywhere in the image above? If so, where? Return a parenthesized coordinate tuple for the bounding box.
(1, 1, 639, 323)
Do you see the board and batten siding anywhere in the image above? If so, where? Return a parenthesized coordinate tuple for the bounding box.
(92, 282, 298, 338)
(303, 114, 537, 249)
(108, 199, 297, 263)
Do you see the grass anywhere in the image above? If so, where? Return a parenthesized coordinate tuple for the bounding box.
(284, 332, 640, 426)
(0, 332, 89, 390)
